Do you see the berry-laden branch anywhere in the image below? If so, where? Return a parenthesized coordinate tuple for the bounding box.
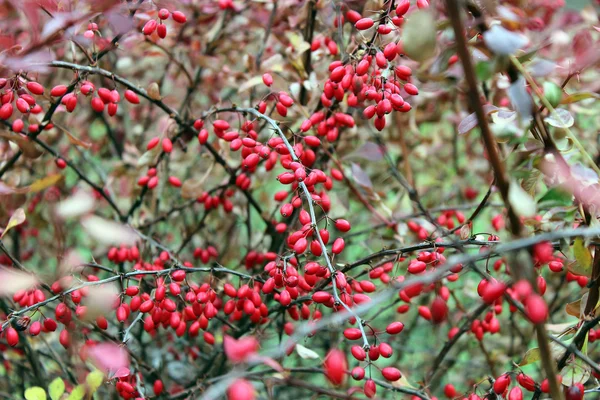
(445, 1, 563, 398)
(213, 106, 370, 348)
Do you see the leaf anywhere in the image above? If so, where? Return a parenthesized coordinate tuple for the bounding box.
(28, 174, 63, 193)
(543, 81, 562, 108)
(475, 61, 492, 81)
(67, 385, 85, 400)
(483, 25, 528, 55)
(137, 145, 160, 168)
(562, 92, 600, 104)
(537, 187, 573, 206)
(0, 181, 18, 195)
(508, 180, 537, 217)
(528, 58, 556, 77)
(571, 238, 592, 276)
(1, 207, 25, 238)
(285, 31, 310, 55)
(0, 267, 39, 296)
(0, 131, 43, 158)
(181, 178, 205, 199)
(545, 109, 574, 128)
(518, 347, 540, 366)
(344, 142, 384, 161)
(55, 192, 95, 219)
(147, 82, 161, 100)
(57, 125, 92, 149)
(81, 215, 138, 246)
(86, 370, 104, 393)
(391, 373, 416, 389)
(561, 356, 591, 386)
(402, 11, 436, 62)
(48, 378, 65, 400)
(546, 322, 576, 335)
(508, 76, 533, 121)
(296, 344, 319, 359)
(458, 105, 498, 135)
(566, 297, 583, 318)
(88, 343, 130, 374)
(111, 367, 131, 379)
(351, 163, 373, 189)
(237, 76, 264, 93)
(24, 387, 47, 400)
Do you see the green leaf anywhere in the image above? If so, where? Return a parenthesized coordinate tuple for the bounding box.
(475, 62, 492, 81)
(67, 385, 85, 400)
(86, 370, 104, 393)
(561, 356, 591, 386)
(571, 238, 593, 277)
(25, 387, 47, 400)
(518, 347, 540, 366)
(402, 11, 436, 62)
(48, 378, 65, 400)
(538, 187, 573, 206)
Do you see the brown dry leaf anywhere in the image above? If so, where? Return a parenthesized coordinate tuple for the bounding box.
(181, 178, 204, 199)
(1, 208, 25, 238)
(0, 131, 43, 158)
(55, 124, 92, 149)
(565, 296, 583, 318)
(147, 82, 161, 100)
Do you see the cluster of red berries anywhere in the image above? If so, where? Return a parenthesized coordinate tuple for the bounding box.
(444, 372, 585, 400)
(192, 245, 219, 263)
(0, 78, 47, 132)
(107, 245, 141, 263)
(142, 9, 187, 39)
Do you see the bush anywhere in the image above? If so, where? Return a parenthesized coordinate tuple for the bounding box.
(0, 1, 598, 399)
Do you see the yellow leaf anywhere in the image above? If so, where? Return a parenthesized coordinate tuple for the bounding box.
(28, 174, 63, 193)
(571, 238, 592, 276)
(86, 370, 104, 393)
(519, 347, 540, 366)
(391, 373, 416, 389)
(1, 207, 25, 238)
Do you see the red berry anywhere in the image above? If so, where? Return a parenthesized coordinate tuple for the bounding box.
(27, 81, 45, 95)
(6, 327, 19, 347)
(50, 85, 68, 97)
(162, 138, 173, 153)
(381, 367, 401, 381)
(172, 11, 187, 23)
(262, 73, 273, 87)
(525, 293, 548, 324)
(323, 349, 347, 386)
(355, 18, 374, 31)
(143, 19, 158, 35)
(124, 89, 140, 104)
